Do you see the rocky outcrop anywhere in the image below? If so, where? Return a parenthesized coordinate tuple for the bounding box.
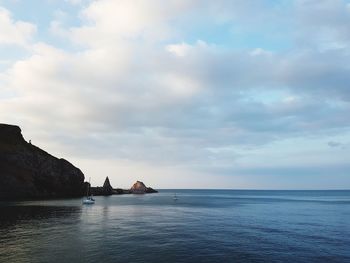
(90, 176, 115, 196)
(130, 181, 158, 194)
(91, 178, 157, 195)
(0, 124, 85, 200)
(103, 176, 113, 195)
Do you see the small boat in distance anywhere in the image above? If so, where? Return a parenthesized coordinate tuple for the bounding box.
(83, 196, 95, 205)
(173, 193, 178, 201)
(83, 178, 95, 205)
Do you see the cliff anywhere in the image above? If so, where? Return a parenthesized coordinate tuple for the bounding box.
(130, 180, 158, 194)
(0, 124, 85, 200)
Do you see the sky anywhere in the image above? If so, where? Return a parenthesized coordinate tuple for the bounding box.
(0, 0, 350, 189)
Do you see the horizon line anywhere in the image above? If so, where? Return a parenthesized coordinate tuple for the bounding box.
(154, 188, 350, 191)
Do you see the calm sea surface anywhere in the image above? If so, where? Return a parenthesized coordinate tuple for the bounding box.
(0, 190, 349, 263)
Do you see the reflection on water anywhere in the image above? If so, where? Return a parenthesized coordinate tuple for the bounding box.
(0, 190, 350, 263)
(0, 205, 81, 227)
(0, 202, 83, 263)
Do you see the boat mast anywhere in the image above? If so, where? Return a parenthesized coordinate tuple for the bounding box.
(86, 177, 91, 197)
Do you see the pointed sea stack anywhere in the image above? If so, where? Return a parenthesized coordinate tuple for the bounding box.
(130, 181, 158, 194)
(102, 176, 113, 195)
(90, 176, 123, 196)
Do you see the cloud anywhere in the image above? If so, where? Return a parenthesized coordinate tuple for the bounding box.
(67, 0, 193, 47)
(64, 0, 84, 5)
(327, 141, 349, 149)
(166, 40, 209, 57)
(328, 141, 342, 147)
(0, 0, 350, 188)
(0, 7, 36, 46)
(294, 0, 350, 49)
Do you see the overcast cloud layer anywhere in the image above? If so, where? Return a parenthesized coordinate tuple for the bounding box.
(0, 0, 349, 188)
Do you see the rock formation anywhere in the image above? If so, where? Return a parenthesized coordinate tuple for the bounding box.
(90, 178, 157, 195)
(103, 176, 113, 194)
(0, 124, 85, 200)
(90, 176, 115, 195)
(130, 180, 158, 194)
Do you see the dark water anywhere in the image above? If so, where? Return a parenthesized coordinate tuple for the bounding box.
(0, 190, 349, 263)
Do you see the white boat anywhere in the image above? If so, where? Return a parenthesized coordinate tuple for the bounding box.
(83, 196, 95, 204)
(83, 178, 95, 205)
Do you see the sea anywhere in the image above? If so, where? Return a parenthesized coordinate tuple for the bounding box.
(0, 190, 349, 263)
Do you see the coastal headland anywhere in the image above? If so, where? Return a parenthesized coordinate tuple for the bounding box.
(0, 123, 157, 200)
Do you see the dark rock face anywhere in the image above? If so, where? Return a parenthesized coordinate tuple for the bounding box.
(91, 176, 114, 196)
(103, 176, 113, 195)
(146, 187, 158, 194)
(130, 181, 158, 194)
(0, 124, 85, 200)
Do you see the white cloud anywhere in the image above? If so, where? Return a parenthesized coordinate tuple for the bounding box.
(166, 40, 209, 57)
(64, 0, 83, 5)
(0, 7, 36, 46)
(166, 42, 192, 57)
(1, 0, 350, 188)
(68, 0, 192, 47)
(249, 48, 272, 56)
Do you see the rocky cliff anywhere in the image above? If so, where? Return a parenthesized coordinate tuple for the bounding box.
(0, 124, 85, 200)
